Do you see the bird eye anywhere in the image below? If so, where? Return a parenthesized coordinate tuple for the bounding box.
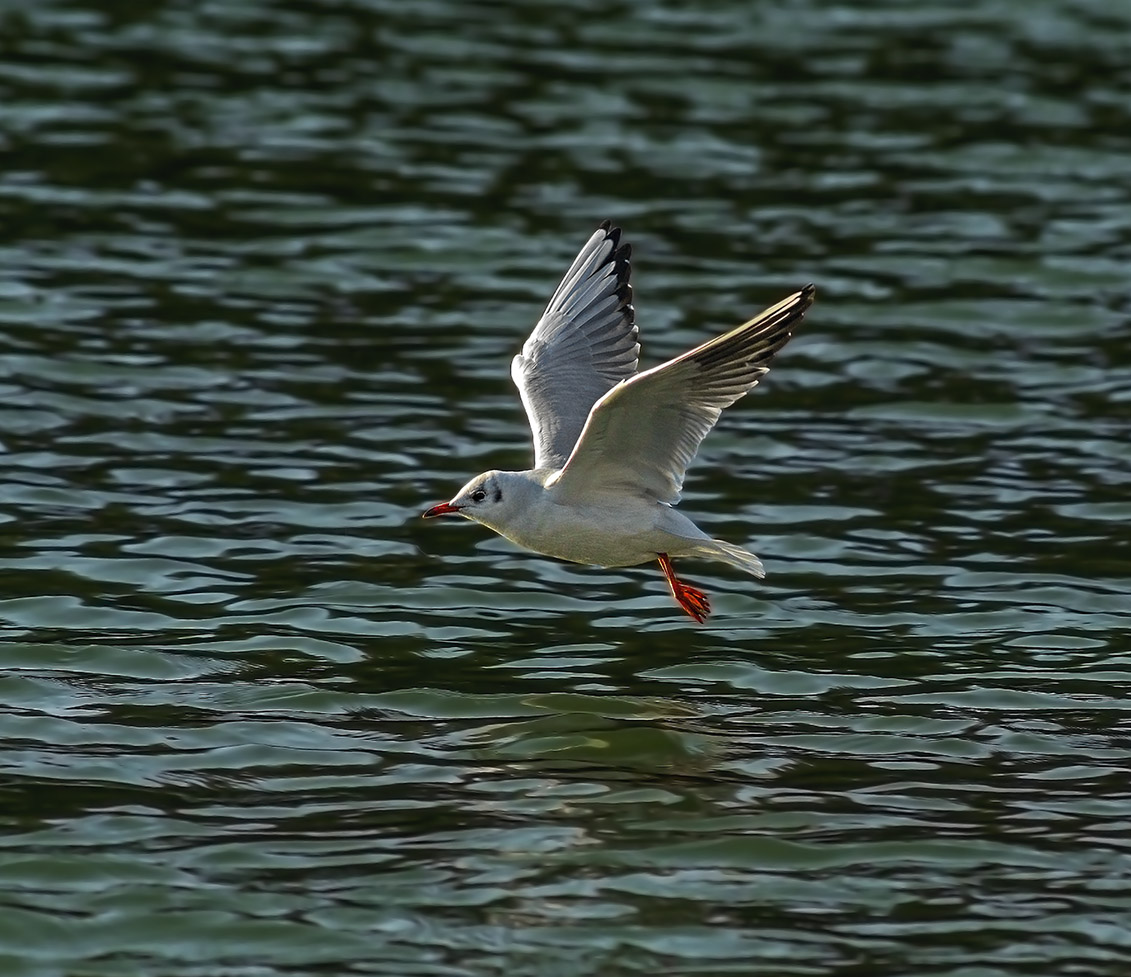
(471, 489, 487, 503)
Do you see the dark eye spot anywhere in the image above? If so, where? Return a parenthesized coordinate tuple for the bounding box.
(471, 489, 487, 503)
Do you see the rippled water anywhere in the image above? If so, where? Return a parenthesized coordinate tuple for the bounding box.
(3, 1, 1131, 974)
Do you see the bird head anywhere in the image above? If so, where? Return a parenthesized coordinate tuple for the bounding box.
(422, 470, 514, 530)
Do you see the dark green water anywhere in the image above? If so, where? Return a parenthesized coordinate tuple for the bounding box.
(3, 1, 1130, 974)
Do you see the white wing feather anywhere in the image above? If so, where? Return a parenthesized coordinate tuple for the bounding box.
(511, 222, 639, 469)
(550, 284, 816, 504)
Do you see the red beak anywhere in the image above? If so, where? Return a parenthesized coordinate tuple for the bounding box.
(422, 501, 462, 519)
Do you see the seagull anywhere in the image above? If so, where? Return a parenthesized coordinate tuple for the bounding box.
(423, 221, 814, 622)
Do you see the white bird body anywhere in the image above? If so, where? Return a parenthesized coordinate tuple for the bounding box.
(456, 468, 724, 569)
(424, 222, 814, 622)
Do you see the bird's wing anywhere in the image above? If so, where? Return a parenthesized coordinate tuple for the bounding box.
(511, 221, 639, 470)
(550, 284, 815, 504)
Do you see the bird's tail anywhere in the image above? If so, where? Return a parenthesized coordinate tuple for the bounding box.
(694, 538, 765, 578)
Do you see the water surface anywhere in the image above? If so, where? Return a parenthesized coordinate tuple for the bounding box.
(2, 1, 1130, 974)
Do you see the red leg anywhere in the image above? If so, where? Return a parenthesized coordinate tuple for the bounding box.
(657, 553, 711, 623)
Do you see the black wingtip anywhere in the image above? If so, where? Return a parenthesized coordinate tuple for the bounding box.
(598, 220, 622, 252)
(790, 283, 816, 315)
(609, 237, 633, 326)
(587, 221, 634, 325)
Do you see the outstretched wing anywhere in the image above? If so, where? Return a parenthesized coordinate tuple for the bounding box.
(551, 284, 816, 504)
(511, 221, 639, 470)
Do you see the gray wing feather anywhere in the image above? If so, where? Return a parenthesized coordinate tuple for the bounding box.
(512, 222, 639, 470)
(551, 284, 816, 504)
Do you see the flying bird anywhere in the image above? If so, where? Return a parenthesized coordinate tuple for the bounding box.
(423, 221, 814, 622)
